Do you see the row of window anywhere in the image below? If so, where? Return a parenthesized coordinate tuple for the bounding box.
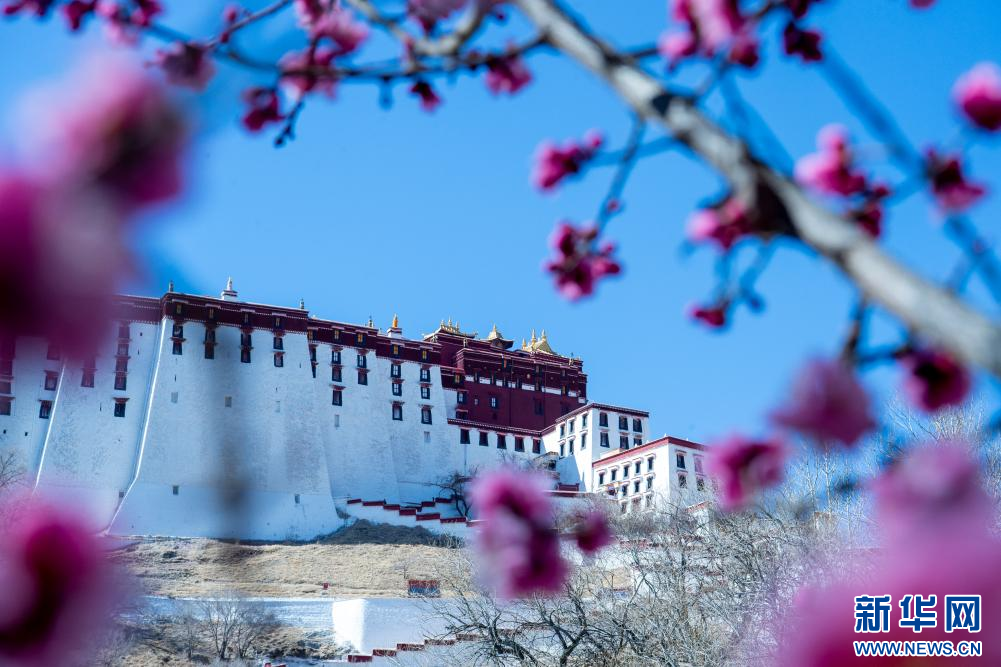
(676, 452, 704, 473)
(559, 414, 643, 439)
(456, 392, 502, 409)
(598, 457, 656, 485)
(621, 495, 655, 514)
(607, 475, 656, 498)
(458, 429, 542, 454)
(20, 399, 127, 419)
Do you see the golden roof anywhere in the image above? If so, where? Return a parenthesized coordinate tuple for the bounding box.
(533, 329, 556, 355)
(486, 324, 504, 341)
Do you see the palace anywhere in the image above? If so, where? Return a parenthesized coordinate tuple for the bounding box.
(0, 280, 708, 539)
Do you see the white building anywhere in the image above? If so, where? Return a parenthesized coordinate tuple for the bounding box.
(0, 281, 707, 540)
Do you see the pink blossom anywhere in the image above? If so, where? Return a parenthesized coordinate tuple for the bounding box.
(410, 80, 442, 112)
(0, 500, 125, 666)
(706, 434, 788, 511)
(954, 62, 1001, 132)
(900, 347, 971, 412)
(544, 221, 622, 301)
(93, 0, 162, 43)
(926, 149, 986, 212)
(60, 0, 96, 30)
(795, 124, 868, 196)
(469, 469, 568, 598)
(660, 0, 759, 68)
(687, 302, 727, 329)
(241, 87, 285, 132)
(26, 57, 186, 210)
(155, 42, 216, 91)
(872, 442, 993, 543)
(770, 358, 875, 448)
(531, 131, 603, 192)
(910, 0, 935, 7)
(686, 197, 750, 250)
(222, 3, 241, 24)
(298, 4, 369, 56)
(571, 510, 614, 555)
(280, 47, 338, 98)
(782, 22, 822, 62)
(485, 52, 532, 95)
(1, 0, 55, 17)
(0, 172, 135, 355)
(407, 0, 467, 32)
(785, 0, 822, 19)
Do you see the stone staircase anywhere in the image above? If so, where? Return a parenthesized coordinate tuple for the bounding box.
(342, 497, 475, 538)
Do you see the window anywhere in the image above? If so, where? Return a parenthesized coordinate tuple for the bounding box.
(678, 474, 688, 488)
(46, 344, 60, 361)
(559, 424, 566, 438)
(0, 381, 9, 394)
(115, 358, 128, 373)
(332, 366, 342, 382)
(647, 477, 654, 490)
(532, 439, 542, 454)
(599, 412, 608, 427)
(568, 419, 575, 433)
(620, 435, 629, 449)
(645, 495, 653, 508)
(205, 329, 216, 344)
(274, 353, 284, 367)
(497, 434, 506, 449)
(610, 469, 617, 482)
(582, 414, 588, 428)
(357, 354, 366, 368)
(618, 415, 628, 430)
(118, 324, 130, 339)
(392, 404, 403, 421)
(634, 461, 641, 475)
(204, 345, 215, 360)
(240, 349, 251, 363)
(117, 343, 129, 356)
(647, 457, 654, 472)
(172, 485, 179, 496)
(357, 370, 368, 385)
(457, 391, 467, 405)
(114, 374, 127, 391)
(694, 456, 704, 473)
(568, 438, 575, 454)
(113, 401, 126, 418)
(479, 431, 489, 446)
(676, 453, 687, 469)
(309, 347, 317, 362)
(170, 391, 178, 403)
(420, 367, 431, 382)
(43, 372, 57, 391)
(421, 407, 432, 425)
(332, 389, 342, 406)
(489, 396, 499, 409)
(600, 432, 609, 447)
(621, 502, 628, 515)
(392, 382, 402, 396)
(391, 363, 401, 378)
(598, 472, 605, 485)
(515, 437, 525, 452)
(80, 371, 94, 388)
(241, 333, 252, 347)
(634, 480, 641, 493)
(460, 429, 470, 444)
(273, 336, 283, 350)
(172, 324, 183, 338)
(633, 437, 642, 447)
(697, 477, 706, 491)
(224, 396, 233, 407)
(633, 418, 642, 432)
(294, 493, 300, 505)
(622, 465, 629, 479)
(423, 431, 431, 444)
(334, 414, 340, 427)
(0, 398, 10, 416)
(420, 385, 430, 400)
(0, 359, 10, 376)
(332, 349, 341, 364)
(559, 444, 565, 457)
(581, 433, 587, 450)
(621, 485, 628, 497)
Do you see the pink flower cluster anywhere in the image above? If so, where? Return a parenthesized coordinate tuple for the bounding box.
(4, 0, 161, 37)
(925, 149, 986, 213)
(469, 469, 568, 598)
(900, 347, 971, 413)
(407, 0, 467, 33)
(0, 500, 124, 666)
(770, 358, 875, 449)
(532, 131, 604, 192)
(295, 1, 369, 56)
(659, 0, 759, 68)
(706, 434, 788, 511)
(155, 42, 216, 91)
(484, 51, 533, 95)
(410, 80, 443, 112)
(687, 302, 728, 329)
(782, 443, 1001, 666)
(954, 62, 1001, 132)
(686, 197, 751, 250)
(545, 221, 622, 301)
(0, 57, 185, 355)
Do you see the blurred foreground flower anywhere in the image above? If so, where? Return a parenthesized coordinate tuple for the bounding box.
(545, 221, 621, 301)
(770, 358, 875, 448)
(900, 347, 971, 413)
(0, 500, 124, 666)
(706, 434, 788, 511)
(469, 469, 568, 598)
(954, 62, 1001, 132)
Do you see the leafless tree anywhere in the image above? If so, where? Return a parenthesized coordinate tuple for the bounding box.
(195, 594, 279, 661)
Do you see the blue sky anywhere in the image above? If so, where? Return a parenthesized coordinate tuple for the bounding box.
(1, 1, 999, 442)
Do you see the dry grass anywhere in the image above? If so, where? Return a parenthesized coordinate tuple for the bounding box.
(111, 520, 467, 598)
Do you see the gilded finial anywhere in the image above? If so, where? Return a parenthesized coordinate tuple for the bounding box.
(391, 313, 399, 329)
(530, 329, 537, 344)
(367, 315, 374, 328)
(521, 338, 527, 350)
